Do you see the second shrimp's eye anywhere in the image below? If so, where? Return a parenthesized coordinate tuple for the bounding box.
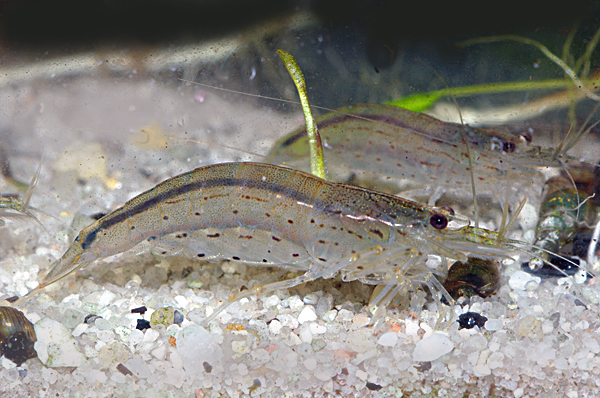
(502, 141, 516, 153)
(430, 213, 448, 229)
(519, 132, 532, 144)
(440, 206, 455, 215)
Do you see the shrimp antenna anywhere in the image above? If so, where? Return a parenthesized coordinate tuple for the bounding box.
(428, 67, 480, 227)
(588, 218, 600, 271)
(553, 100, 600, 159)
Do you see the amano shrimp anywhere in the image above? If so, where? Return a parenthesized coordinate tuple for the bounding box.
(13, 162, 531, 324)
(265, 103, 585, 203)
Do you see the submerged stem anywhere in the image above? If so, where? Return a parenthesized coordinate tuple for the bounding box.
(277, 49, 326, 179)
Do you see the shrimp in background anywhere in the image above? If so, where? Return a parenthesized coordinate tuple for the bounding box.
(265, 103, 588, 207)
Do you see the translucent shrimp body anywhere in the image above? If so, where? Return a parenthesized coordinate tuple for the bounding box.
(15, 162, 518, 314)
(266, 103, 579, 197)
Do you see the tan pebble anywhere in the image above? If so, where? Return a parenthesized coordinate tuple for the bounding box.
(352, 313, 370, 327)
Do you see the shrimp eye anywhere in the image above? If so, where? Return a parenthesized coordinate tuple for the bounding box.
(519, 132, 532, 144)
(430, 213, 448, 229)
(502, 141, 516, 153)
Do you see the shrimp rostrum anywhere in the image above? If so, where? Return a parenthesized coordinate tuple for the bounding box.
(14, 162, 537, 324)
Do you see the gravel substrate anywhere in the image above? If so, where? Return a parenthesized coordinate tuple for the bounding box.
(2, 32, 600, 398)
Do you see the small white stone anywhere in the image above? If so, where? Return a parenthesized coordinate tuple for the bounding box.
(487, 351, 505, 369)
(473, 363, 491, 376)
(542, 320, 554, 334)
(288, 296, 305, 312)
(95, 318, 112, 330)
(232, 341, 250, 355)
(34, 318, 86, 367)
(72, 323, 88, 337)
(412, 332, 454, 362)
(92, 370, 107, 383)
(513, 387, 524, 398)
(170, 350, 183, 369)
(405, 319, 420, 336)
(299, 327, 313, 343)
(238, 363, 248, 376)
(128, 329, 144, 345)
(377, 332, 398, 347)
(26, 312, 41, 324)
(166, 324, 180, 335)
(41, 368, 58, 384)
(509, 271, 541, 291)
(264, 295, 280, 309)
(97, 290, 117, 307)
(574, 269, 588, 284)
(303, 292, 321, 305)
(285, 331, 302, 346)
(1, 356, 16, 369)
(34, 341, 48, 365)
(174, 295, 189, 308)
(303, 357, 317, 370)
(525, 280, 540, 291)
(355, 369, 368, 381)
(298, 306, 317, 324)
(574, 320, 589, 330)
(345, 329, 375, 353)
(277, 314, 298, 328)
(321, 310, 337, 322)
(484, 319, 503, 331)
(143, 328, 160, 342)
(336, 309, 353, 322)
(97, 330, 114, 342)
(269, 319, 283, 334)
(309, 323, 327, 335)
(176, 325, 223, 374)
(352, 313, 370, 327)
(84, 345, 98, 358)
(488, 342, 500, 352)
(151, 344, 167, 360)
(114, 325, 131, 341)
(532, 305, 544, 314)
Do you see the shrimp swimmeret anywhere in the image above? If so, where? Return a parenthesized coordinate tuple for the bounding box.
(13, 162, 551, 324)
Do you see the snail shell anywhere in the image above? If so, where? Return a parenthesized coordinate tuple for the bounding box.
(0, 306, 37, 365)
(443, 258, 500, 299)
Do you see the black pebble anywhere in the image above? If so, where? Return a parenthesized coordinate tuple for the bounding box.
(203, 361, 213, 373)
(173, 310, 184, 325)
(84, 314, 102, 324)
(136, 319, 151, 331)
(131, 306, 148, 315)
(458, 312, 488, 329)
(366, 382, 382, 391)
